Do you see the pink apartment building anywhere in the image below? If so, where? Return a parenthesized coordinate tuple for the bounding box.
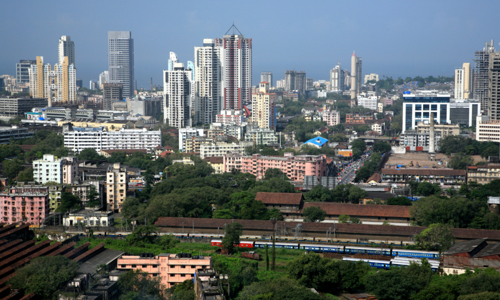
(236, 153, 328, 181)
(0, 185, 49, 225)
(322, 109, 341, 126)
(117, 253, 212, 289)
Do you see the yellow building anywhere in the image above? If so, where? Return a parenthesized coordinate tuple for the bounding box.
(204, 156, 224, 174)
(251, 82, 276, 129)
(29, 56, 77, 104)
(106, 163, 128, 212)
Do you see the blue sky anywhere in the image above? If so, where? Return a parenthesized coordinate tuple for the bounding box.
(1, 0, 499, 89)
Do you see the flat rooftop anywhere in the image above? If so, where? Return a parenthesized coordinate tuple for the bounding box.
(78, 249, 124, 274)
(385, 152, 450, 168)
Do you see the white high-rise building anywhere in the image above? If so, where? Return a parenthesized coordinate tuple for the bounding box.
(330, 64, 344, 92)
(163, 63, 194, 129)
(168, 52, 178, 71)
(99, 71, 109, 89)
(455, 63, 473, 100)
(195, 39, 223, 124)
(108, 31, 134, 97)
(58, 36, 75, 66)
(261, 72, 273, 87)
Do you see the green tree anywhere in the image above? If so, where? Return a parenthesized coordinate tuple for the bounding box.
(77, 148, 105, 161)
(86, 186, 101, 207)
(372, 141, 391, 153)
(386, 196, 412, 206)
(376, 113, 385, 120)
(17, 167, 34, 182)
(347, 185, 367, 204)
(304, 184, 333, 202)
(416, 182, 441, 196)
(450, 153, 474, 170)
(264, 168, 289, 180)
(56, 192, 82, 214)
(350, 139, 366, 158)
(3, 159, 23, 180)
(126, 225, 159, 246)
(415, 223, 455, 251)
(339, 214, 350, 223)
(157, 234, 180, 249)
(302, 206, 326, 222)
(118, 269, 165, 299)
(237, 278, 324, 300)
(8, 256, 79, 300)
(222, 222, 242, 254)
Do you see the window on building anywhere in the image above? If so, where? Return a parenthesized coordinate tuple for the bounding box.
(131, 265, 136, 268)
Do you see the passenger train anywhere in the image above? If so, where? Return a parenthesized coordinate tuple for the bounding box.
(211, 240, 440, 259)
(343, 257, 441, 271)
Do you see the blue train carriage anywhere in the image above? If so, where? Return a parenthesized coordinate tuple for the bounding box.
(254, 242, 299, 249)
(390, 256, 440, 271)
(343, 246, 391, 256)
(343, 257, 391, 269)
(298, 243, 342, 253)
(391, 249, 439, 259)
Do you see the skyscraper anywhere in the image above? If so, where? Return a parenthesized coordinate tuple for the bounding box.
(29, 56, 76, 104)
(488, 51, 500, 120)
(108, 31, 134, 98)
(195, 39, 223, 124)
(284, 70, 306, 94)
(16, 60, 36, 85)
(163, 63, 194, 128)
(103, 83, 123, 110)
(330, 63, 344, 93)
(350, 52, 362, 99)
(215, 25, 252, 111)
(455, 63, 473, 99)
(261, 72, 273, 87)
(251, 82, 276, 129)
(99, 71, 109, 89)
(58, 36, 75, 66)
(474, 40, 495, 110)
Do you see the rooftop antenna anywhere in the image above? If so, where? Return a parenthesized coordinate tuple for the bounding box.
(225, 23, 242, 35)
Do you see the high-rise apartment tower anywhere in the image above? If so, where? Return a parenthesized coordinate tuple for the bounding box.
(330, 64, 344, 93)
(215, 25, 252, 110)
(350, 52, 362, 99)
(474, 40, 495, 110)
(108, 31, 134, 97)
(455, 63, 473, 99)
(163, 63, 194, 128)
(261, 72, 273, 87)
(251, 82, 276, 129)
(488, 51, 500, 120)
(58, 36, 75, 66)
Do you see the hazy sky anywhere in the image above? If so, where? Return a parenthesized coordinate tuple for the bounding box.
(1, 0, 499, 89)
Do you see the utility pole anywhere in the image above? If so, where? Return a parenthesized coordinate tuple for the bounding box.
(271, 218, 277, 271)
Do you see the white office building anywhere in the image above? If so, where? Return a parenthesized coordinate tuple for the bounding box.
(33, 154, 64, 184)
(178, 127, 205, 152)
(64, 127, 161, 154)
(454, 63, 472, 100)
(358, 95, 378, 111)
(163, 62, 194, 128)
(402, 91, 451, 133)
(330, 64, 344, 92)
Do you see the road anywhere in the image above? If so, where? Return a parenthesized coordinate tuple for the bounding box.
(337, 152, 371, 185)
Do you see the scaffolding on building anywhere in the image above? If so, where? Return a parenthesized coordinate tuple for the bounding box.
(473, 40, 495, 111)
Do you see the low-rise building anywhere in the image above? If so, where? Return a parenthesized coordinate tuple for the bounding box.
(0, 184, 49, 225)
(346, 113, 373, 124)
(48, 185, 65, 212)
(172, 157, 195, 166)
(179, 127, 205, 152)
(194, 268, 226, 300)
(300, 202, 411, 226)
(244, 127, 278, 146)
(200, 141, 252, 159)
(476, 118, 500, 143)
(0, 97, 47, 117)
(0, 126, 34, 144)
(33, 154, 79, 184)
(204, 157, 224, 174)
(302, 136, 328, 148)
(416, 122, 460, 138)
(400, 129, 441, 151)
(223, 152, 243, 173)
(117, 252, 212, 289)
(240, 153, 328, 181)
(216, 110, 244, 126)
(381, 168, 466, 186)
(255, 192, 303, 215)
(371, 121, 385, 135)
(63, 209, 114, 227)
(466, 163, 500, 184)
(443, 238, 500, 274)
(357, 95, 378, 111)
(71, 181, 105, 208)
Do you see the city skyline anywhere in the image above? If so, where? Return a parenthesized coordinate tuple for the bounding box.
(1, 0, 500, 89)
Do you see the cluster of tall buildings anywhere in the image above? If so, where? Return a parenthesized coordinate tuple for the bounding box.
(164, 25, 260, 129)
(29, 36, 77, 104)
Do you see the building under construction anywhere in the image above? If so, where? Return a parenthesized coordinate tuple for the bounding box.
(473, 40, 495, 111)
